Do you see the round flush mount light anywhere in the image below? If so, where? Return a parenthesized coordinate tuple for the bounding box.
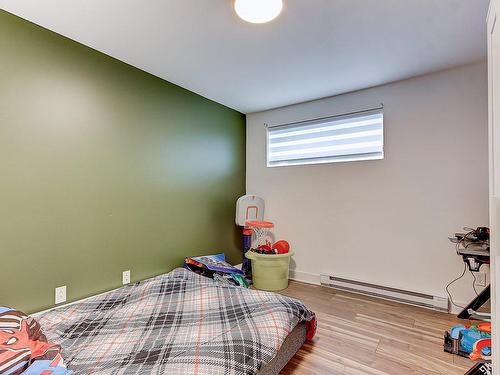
(234, 0, 283, 24)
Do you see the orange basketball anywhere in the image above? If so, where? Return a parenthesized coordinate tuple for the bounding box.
(272, 240, 290, 254)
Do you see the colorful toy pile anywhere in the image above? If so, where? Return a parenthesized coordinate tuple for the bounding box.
(444, 322, 491, 362)
(246, 220, 290, 255)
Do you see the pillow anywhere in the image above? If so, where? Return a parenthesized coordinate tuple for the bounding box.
(0, 307, 71, 375)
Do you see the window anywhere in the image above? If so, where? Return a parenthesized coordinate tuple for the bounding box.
(266, 108, 384, 167)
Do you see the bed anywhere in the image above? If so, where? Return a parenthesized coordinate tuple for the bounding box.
(35, 268, 316, 374)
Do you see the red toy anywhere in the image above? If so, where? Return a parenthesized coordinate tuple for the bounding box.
(470, 338, 491, 361)
(256, 244, 273, 253)
(272, 240, 290, 254)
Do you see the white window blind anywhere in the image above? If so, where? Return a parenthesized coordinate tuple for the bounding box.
(266, 108, 384, 167)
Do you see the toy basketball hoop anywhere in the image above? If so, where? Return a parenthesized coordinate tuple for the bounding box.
(236, 195, 265, 226)
(246, 220, 275, 249)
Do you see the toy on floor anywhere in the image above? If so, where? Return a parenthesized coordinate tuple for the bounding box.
(444, 323, 491, 361)
(469, 337, 491, 361)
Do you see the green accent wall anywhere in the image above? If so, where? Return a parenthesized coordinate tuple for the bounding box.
(0, 11, 246, 313)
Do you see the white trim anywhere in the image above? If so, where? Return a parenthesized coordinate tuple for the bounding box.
(32, 287, 121, 317)
(288, 269, 321, 285)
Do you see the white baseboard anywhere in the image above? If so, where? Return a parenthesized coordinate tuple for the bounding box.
(289, 269, 321, 285)
(290, 269, 460, 315)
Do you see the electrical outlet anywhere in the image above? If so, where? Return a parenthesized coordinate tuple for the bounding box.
(55, 286, 66, 304)
(475, 272, 487, 287)
(122, 270, 131, 285)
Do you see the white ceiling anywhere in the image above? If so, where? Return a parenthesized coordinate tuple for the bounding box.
(0, 0, 490, 113)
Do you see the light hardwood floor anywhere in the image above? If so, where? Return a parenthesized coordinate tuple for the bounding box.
(277, 281, 475, 375)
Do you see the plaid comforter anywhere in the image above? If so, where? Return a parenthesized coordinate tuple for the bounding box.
(36, 268, 315, 374)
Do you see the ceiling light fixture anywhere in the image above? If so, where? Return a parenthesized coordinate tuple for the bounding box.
(234, 0, 283, 24)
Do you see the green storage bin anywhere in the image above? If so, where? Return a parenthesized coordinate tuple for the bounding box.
(245, 251, 294, 291)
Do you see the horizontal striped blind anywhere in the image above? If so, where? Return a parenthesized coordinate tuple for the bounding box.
(267, 109, 384, 167)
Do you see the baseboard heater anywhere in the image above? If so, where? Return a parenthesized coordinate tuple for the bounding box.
(320, 275, 450, 312)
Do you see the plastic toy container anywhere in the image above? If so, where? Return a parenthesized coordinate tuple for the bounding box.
(245, 251, 294, 291)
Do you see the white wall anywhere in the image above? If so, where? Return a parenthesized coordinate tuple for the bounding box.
(247, 62, 489, 306)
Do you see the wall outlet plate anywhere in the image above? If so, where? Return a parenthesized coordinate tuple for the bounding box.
(55, 286, 66, 304)
(475, 272, 487, 287)
(123, 270, 131, 285)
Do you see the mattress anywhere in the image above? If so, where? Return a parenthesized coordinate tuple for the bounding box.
(257, 322, 306, 375)
(36, 268, 315, 374)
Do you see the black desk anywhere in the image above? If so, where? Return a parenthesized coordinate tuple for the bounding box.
(456, 248, 490, 272)
(454, 247, 490, 320)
